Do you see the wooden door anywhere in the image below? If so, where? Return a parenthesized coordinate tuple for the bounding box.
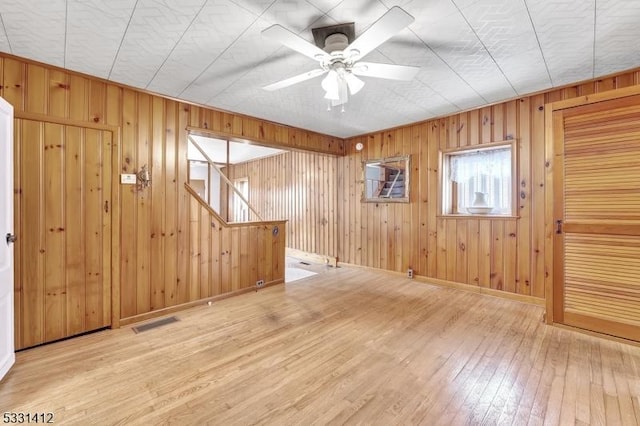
(14, 119, 112, 349)
(553, 95, 640, 341)
(0, 97, 15, 379)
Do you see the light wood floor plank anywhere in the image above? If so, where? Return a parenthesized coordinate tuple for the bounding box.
(2, 266, 640, 425)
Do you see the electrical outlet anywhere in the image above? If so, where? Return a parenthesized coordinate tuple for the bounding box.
(256, 279, 265, 288)
(407, 268, 414, 279)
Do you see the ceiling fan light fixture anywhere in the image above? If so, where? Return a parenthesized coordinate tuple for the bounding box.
(345, 73, 365, 95)
(321, 70, 338, 91)
(261, 7, 417, 107)
(324, 89, 339, 101)
(322, 70, 340, 100)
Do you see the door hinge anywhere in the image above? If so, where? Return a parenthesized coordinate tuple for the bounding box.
(104, 200, 109, 213)
(6, 233, 17, 244)
(556, 219, 563, 234)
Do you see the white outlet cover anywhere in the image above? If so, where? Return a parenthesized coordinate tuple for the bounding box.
(121, 174, 137, 184)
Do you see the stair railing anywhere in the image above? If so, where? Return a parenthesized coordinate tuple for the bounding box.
(188, 135, 264, 221)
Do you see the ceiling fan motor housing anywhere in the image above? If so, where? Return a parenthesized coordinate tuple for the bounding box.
(323, 33, 349, 54)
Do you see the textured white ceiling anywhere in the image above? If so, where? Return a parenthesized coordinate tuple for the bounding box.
(1, 0, 639, 138)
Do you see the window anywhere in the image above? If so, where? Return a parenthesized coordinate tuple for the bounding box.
(362, 156, 410, 202)
(442, 143, 515, 216)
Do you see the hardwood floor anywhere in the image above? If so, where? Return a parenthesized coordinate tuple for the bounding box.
(2, 266, 640, 425)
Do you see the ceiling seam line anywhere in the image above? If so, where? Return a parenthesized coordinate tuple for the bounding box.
(0, 14, 12, 53)
(408, 27, 487, 104)
(145, 0, 210, 89)
(452, 0, 518, 95)
(372, 48, 461, 111)
(523, 0, 553, 87)
(226, 0, 265, 17)
(378, 0, 457, 111)
(107, 0, 140, 80)
(177, 0, 279, 97)
(592, 0, 597, 79)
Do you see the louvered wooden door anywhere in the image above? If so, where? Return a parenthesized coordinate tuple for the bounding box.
(553, 95, 640, 341)
(14, 119, 112, 349)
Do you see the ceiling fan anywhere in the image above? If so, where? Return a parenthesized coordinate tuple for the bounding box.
(262, 6, 420, 109)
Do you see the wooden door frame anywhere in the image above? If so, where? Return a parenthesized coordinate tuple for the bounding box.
(544, 84, 640, 325)
(14, 111, 122, 329)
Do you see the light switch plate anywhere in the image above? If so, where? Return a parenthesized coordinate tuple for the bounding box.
(121, 174, 137, 185)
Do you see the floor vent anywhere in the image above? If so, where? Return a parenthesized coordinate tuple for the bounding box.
(132, 316, 179, 334)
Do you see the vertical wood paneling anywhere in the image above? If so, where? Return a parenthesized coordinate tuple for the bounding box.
(186, 188, 285, 296)
(120, 89, 137, 319)
(176, 104, 189, 305)
(336, 68, 640, 302)
(15, 120, 112, 349)
(199, 205, 210, 299)
(48, 70, 68, 118)
(517, 98, 532, 295)
(7, 52, 640, 327)
(3, 58, 25, 110)
(478, 220, 492, 287)
(20, 120, 44, 348)
(26, 65, 47, 114)
(69, 75, 88, 122)
(467, 220, 479, 286)
(530, 94, 546, 299)
(84, 129, 108, 330)
(189, 197, 200, 301)
(491, 221, 504, 291)
(456, 220, 468, 284)
(427, 123, 438, 277)
(12, 117, 22, 349)
(227, 150, 338, 258)
(164, 101, 178, 307)
(150, 97, 165, 311)
(43, 123, 65, 342)
(136, 94, 151, 314)
(3, 53, 336, 333)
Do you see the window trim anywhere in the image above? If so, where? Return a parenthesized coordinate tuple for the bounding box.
(438, 139, 518, 218)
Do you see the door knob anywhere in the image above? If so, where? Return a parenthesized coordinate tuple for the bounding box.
(6, 233, 16, 244)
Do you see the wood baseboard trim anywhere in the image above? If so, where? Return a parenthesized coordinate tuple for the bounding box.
(286, 248, 337, 268)
(338, 262, 546, 307)
(552, 322, 640, 348)
(261, 279, 284, 290)
(119, 286, 257, 327)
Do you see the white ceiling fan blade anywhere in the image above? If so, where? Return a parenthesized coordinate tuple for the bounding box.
(262, 25, 329, 61)
(345, 6, 415, 60)
(263, 69, 327, 91)
(352, 62, 420, 81)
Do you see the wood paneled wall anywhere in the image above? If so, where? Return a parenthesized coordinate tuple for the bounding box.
(1, 53, 340, 326)
(337, 71, 640, 302)
(13, 119, 113, 349)
(5, 50, 640, 313)
(187, 185, 286, 299)
(228, 151, 338, 258)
